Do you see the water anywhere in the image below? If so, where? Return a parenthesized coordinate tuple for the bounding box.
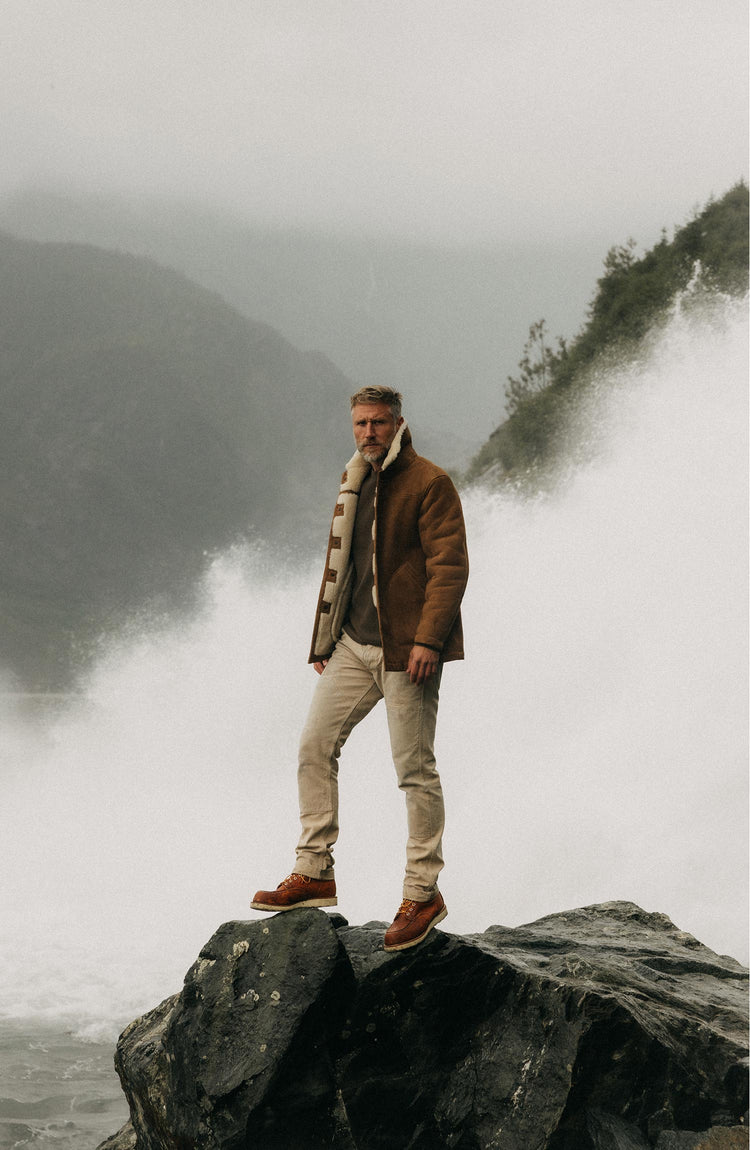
(1, 292, 747, 1146)
(0, 1022, 128, 1149)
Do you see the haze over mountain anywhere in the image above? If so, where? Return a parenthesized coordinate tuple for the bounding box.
(2, 3, 745, 248)
(2, 1, 744, 455)
(0, 230, 354, 688)
(0, 188, 610, 454)
(2, 182, 746, 692)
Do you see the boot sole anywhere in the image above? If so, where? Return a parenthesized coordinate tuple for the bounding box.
(250, 897, 338, 912)
(383, 905, 447, 951)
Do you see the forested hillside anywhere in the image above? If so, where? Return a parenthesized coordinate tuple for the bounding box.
(466, 182, 748, 485)
(0, 233, 353, 688)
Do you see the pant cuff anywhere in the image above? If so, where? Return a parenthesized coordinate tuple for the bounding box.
(295, 857, 335, 882)
(403, 884, 438, 902)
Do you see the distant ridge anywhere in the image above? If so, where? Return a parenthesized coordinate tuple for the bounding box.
(0, 187, 612, 454)
(0, 231, 354, 688)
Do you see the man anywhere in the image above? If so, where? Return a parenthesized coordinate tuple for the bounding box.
(251, 385, 468, 951)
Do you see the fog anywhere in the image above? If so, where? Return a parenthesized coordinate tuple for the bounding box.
(2, 1, 746, 452)
(2, 0, 747, 246)
(1, 292, 746, 1039)
(0, 0, 746, 1049)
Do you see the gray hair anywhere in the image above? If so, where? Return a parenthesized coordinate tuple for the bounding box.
(349, 385, 403, 419)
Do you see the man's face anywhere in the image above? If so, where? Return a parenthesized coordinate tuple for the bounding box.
(351, 403, 403, 465)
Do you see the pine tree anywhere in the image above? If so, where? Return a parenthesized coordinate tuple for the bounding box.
(505, 319, 566, 416)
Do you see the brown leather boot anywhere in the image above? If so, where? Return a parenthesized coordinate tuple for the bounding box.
(250, 873, 337, 912)
(383, 891, 447, 951)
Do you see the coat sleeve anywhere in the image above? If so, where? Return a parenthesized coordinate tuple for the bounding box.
(413, 475, 469, 652)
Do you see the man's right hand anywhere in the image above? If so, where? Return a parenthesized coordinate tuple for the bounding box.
(313, 659, 329, 675)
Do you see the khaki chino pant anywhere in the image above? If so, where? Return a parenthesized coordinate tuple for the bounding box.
(295, 631, 445, 901)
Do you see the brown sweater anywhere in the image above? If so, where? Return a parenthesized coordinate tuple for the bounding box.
(309, 424, 468, 671)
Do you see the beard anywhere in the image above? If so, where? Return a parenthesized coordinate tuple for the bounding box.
(357, 444, 387, 463)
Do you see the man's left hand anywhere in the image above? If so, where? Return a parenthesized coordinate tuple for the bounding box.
(407, 644, 440, 685)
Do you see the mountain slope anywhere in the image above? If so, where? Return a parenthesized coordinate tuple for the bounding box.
(0, 189, 615, 457)
(0, 233, 354, 688)
(466, 182, 749, 484)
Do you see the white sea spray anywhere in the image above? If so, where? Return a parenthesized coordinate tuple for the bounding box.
(1, 293, 746, 1038)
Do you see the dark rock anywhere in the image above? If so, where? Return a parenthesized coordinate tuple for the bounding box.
(96, 1119, 137, 1149)
(656, 1129, 748, 1149)
(99, 901, 748, 1149)
(586, 1107, 652, 1148)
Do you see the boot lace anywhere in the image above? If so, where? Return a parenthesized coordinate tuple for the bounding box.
(279, 873, 311, 888)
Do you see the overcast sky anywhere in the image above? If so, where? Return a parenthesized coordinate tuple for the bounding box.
(2, 0, 747, 247)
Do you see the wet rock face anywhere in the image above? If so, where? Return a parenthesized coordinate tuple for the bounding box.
(101, 902, 748, 1150)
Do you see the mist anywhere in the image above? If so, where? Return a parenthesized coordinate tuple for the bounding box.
(2, 0, 746, 468)
(2, 0, 747, 246)
(1, 291, 745, 1041)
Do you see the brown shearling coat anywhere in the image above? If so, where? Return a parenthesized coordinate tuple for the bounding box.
(309, 424, 468, 670)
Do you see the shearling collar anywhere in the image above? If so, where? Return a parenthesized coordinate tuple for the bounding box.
(380, 420, 411, 471)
